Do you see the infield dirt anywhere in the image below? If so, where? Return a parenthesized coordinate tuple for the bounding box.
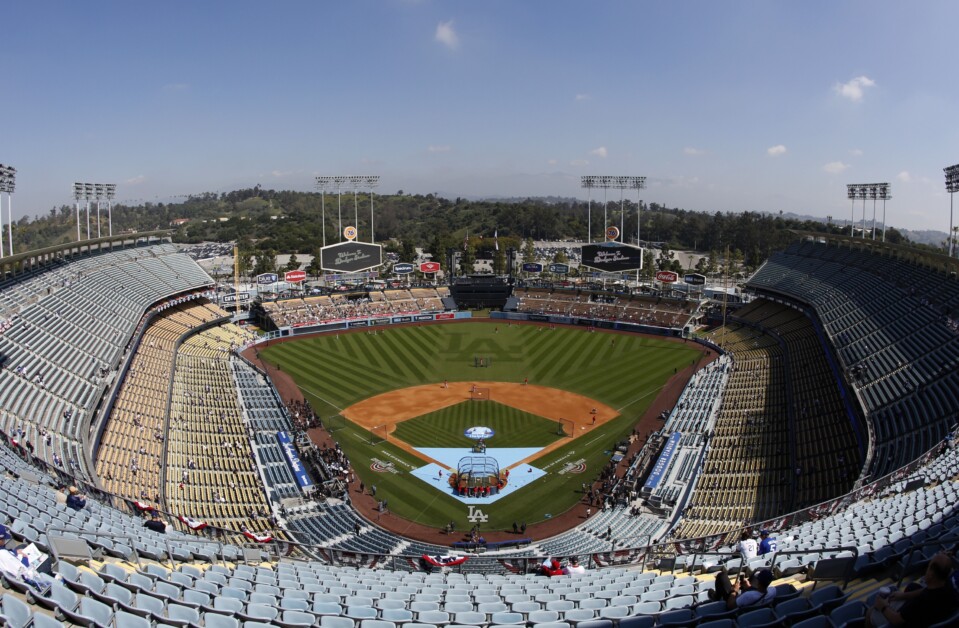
(342, 382, 617, 470)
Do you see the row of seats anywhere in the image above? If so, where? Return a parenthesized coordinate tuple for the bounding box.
(262, 288, 450, 328)
(514, 289, 694, 329)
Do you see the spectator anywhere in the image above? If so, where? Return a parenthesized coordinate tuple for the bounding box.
(65, 486, 86, 511)
(866, 552, 958, 627)
(758, 529, 777, 555)
(564, 557, 586, 576)
(143, 512, 167, 534)
(714, 568, 776, 610)
(739, 530, 758, 561)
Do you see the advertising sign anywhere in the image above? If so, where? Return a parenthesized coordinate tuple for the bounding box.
(320, 241, 384, 274)
(548, 263, 570, 274)
(285, 270, 307, 283)
(605, 225, 620, 241)
(581, 242, 645, 272)
(656, 270, 679, 283)
(643, 432, 682, 491)
(414, 314, 434, 322)
(419, 261, 441, 274)
(684, 273, 706, 285)
(522, 262, 543, 273)
(221, 292, 252, 304)
(256, 273, 278, 285)
(276, 431, 314, 491)
(464, 427, 495, 440)
(393, 262, 415, 275)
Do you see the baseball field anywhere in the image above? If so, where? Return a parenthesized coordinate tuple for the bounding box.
(258, 322, 701, 531)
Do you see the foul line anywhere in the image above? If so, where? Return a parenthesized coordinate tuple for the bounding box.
(616, 387, 660, 414)
(297, 385, 345, 413)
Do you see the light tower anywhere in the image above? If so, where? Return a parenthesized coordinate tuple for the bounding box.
(0, 165, 15, 257)
(946, 164, 959, 257)
(73, 183, 84, 241)
(580, 176, 597, 243)
(364, 176, 380, 243)
(846, 184, 857, 237)
(105, 184, 117, 237)
(314, 177, 330, 247)
(630, 176, 647, 244)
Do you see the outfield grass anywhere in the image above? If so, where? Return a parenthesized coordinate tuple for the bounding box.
(260, 322, 700, 530)
(392, 401, 563, 448)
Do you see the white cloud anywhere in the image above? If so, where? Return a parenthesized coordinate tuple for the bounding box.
(270, 169, 300, 178)
(822, 161, 850, 174)
(589, 146, 608, 159)
(427, 145, 451, 153)
(575, 93, 591, 101)
(435, 20, 458, 49)
(569, 159, 589, 167)
(125, 175, 146, 185)
(897, 170, 912, 182)
(849, 148, 863, 156)
(547, 159, 558, 166)
(834, 76, 876, 102)
(684, 147, 706, 156)
(767, 144, 787, 157)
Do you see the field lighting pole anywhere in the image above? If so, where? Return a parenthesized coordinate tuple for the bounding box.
(365, 176, 379, 243)
(105, 183, 116, 237)
(333, 176, 347, 240)
(0, 165, 15, 257)
(314, 177, 330, 247)
(94, 184, 104, 239)
(348, 175, 364, 234)
(73, 183, 83, 242)
(847, 185, 856, 237)
(581, 176, 597, 243)
(84, 183, 93, 240)
(946, 165, 959, 257)
(630, 177, 647, 244)
(876, 183, 891, 242)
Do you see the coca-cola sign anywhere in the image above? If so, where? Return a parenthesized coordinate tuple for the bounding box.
(656, 270, 679, 283)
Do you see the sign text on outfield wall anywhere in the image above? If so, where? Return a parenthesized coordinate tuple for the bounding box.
(549, 263, 570, 274)
(684, 273, 706, 285)
(419, 261, 441, 274)
(285, 270, 307, 283)
(580, 243, 644, 272)
(393, 262, 415, 274)
(320, 241, 384, 274)
(656, 270, 679, 283)
(256, 273, 278, 285)
(522, 262, 543, 273)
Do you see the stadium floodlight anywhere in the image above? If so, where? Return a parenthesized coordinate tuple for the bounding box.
(581, 176, 598, 243)
(315, 176, 331, 247)
(876, 183, 891, 243)
(73, 183, 84, 241)
(332, 176, 348, 240)
(364, 176, 380, 243)
(105, 183, 117, 237)
(347, 175, 366, 236)
(582, 176, 646, 244)
(846, 184, 857, 237)
(0, 165, 15, 257)
(629, 176, 647, 244)
(946, 164, 959, 257)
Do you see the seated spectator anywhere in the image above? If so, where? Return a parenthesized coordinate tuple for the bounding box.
(564, 557, 586, 576)
(758, 529, 777, 555)
(739, 530, 758, 561)
(142, 512, 168, 534)
(65, 486, 86, 511)
(866, 552, 958, 627)
(714, 568, 776, 610)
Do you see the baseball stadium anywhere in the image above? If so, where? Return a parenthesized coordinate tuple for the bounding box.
(0, 220, 956, 627)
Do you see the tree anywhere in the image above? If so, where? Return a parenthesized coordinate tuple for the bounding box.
(306, 251, 322, 279)
(552, 249, 568, 264)
(285, 253, 300, 272)
(492, 247, 507, 275)
(401, 239, 417, 263)
(522, 238, 536, 262)
(459, 244, 475, 276)
(237, 249, 254, 279)
(253, 249, 277, 277)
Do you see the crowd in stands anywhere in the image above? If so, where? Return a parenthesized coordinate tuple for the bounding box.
(261, 287, 450, 328)
(513, 288, 696, 328)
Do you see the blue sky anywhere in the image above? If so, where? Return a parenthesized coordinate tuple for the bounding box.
(3, 1, 958, 233)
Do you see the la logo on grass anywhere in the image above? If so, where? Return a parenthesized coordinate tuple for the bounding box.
(466, 506, 489, 523)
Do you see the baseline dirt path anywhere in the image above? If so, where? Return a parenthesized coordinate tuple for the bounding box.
(241, 320, 715, 543)
(342, 382, 617, 470)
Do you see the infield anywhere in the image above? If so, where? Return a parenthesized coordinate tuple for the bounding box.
(259, 321, 702, 529)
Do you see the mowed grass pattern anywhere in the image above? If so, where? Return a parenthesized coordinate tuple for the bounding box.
(260, 322, 702, 528)
(392, 401, 562, 448)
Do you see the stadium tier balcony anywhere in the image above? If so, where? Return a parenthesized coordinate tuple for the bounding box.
(748, 240, 959, 478)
